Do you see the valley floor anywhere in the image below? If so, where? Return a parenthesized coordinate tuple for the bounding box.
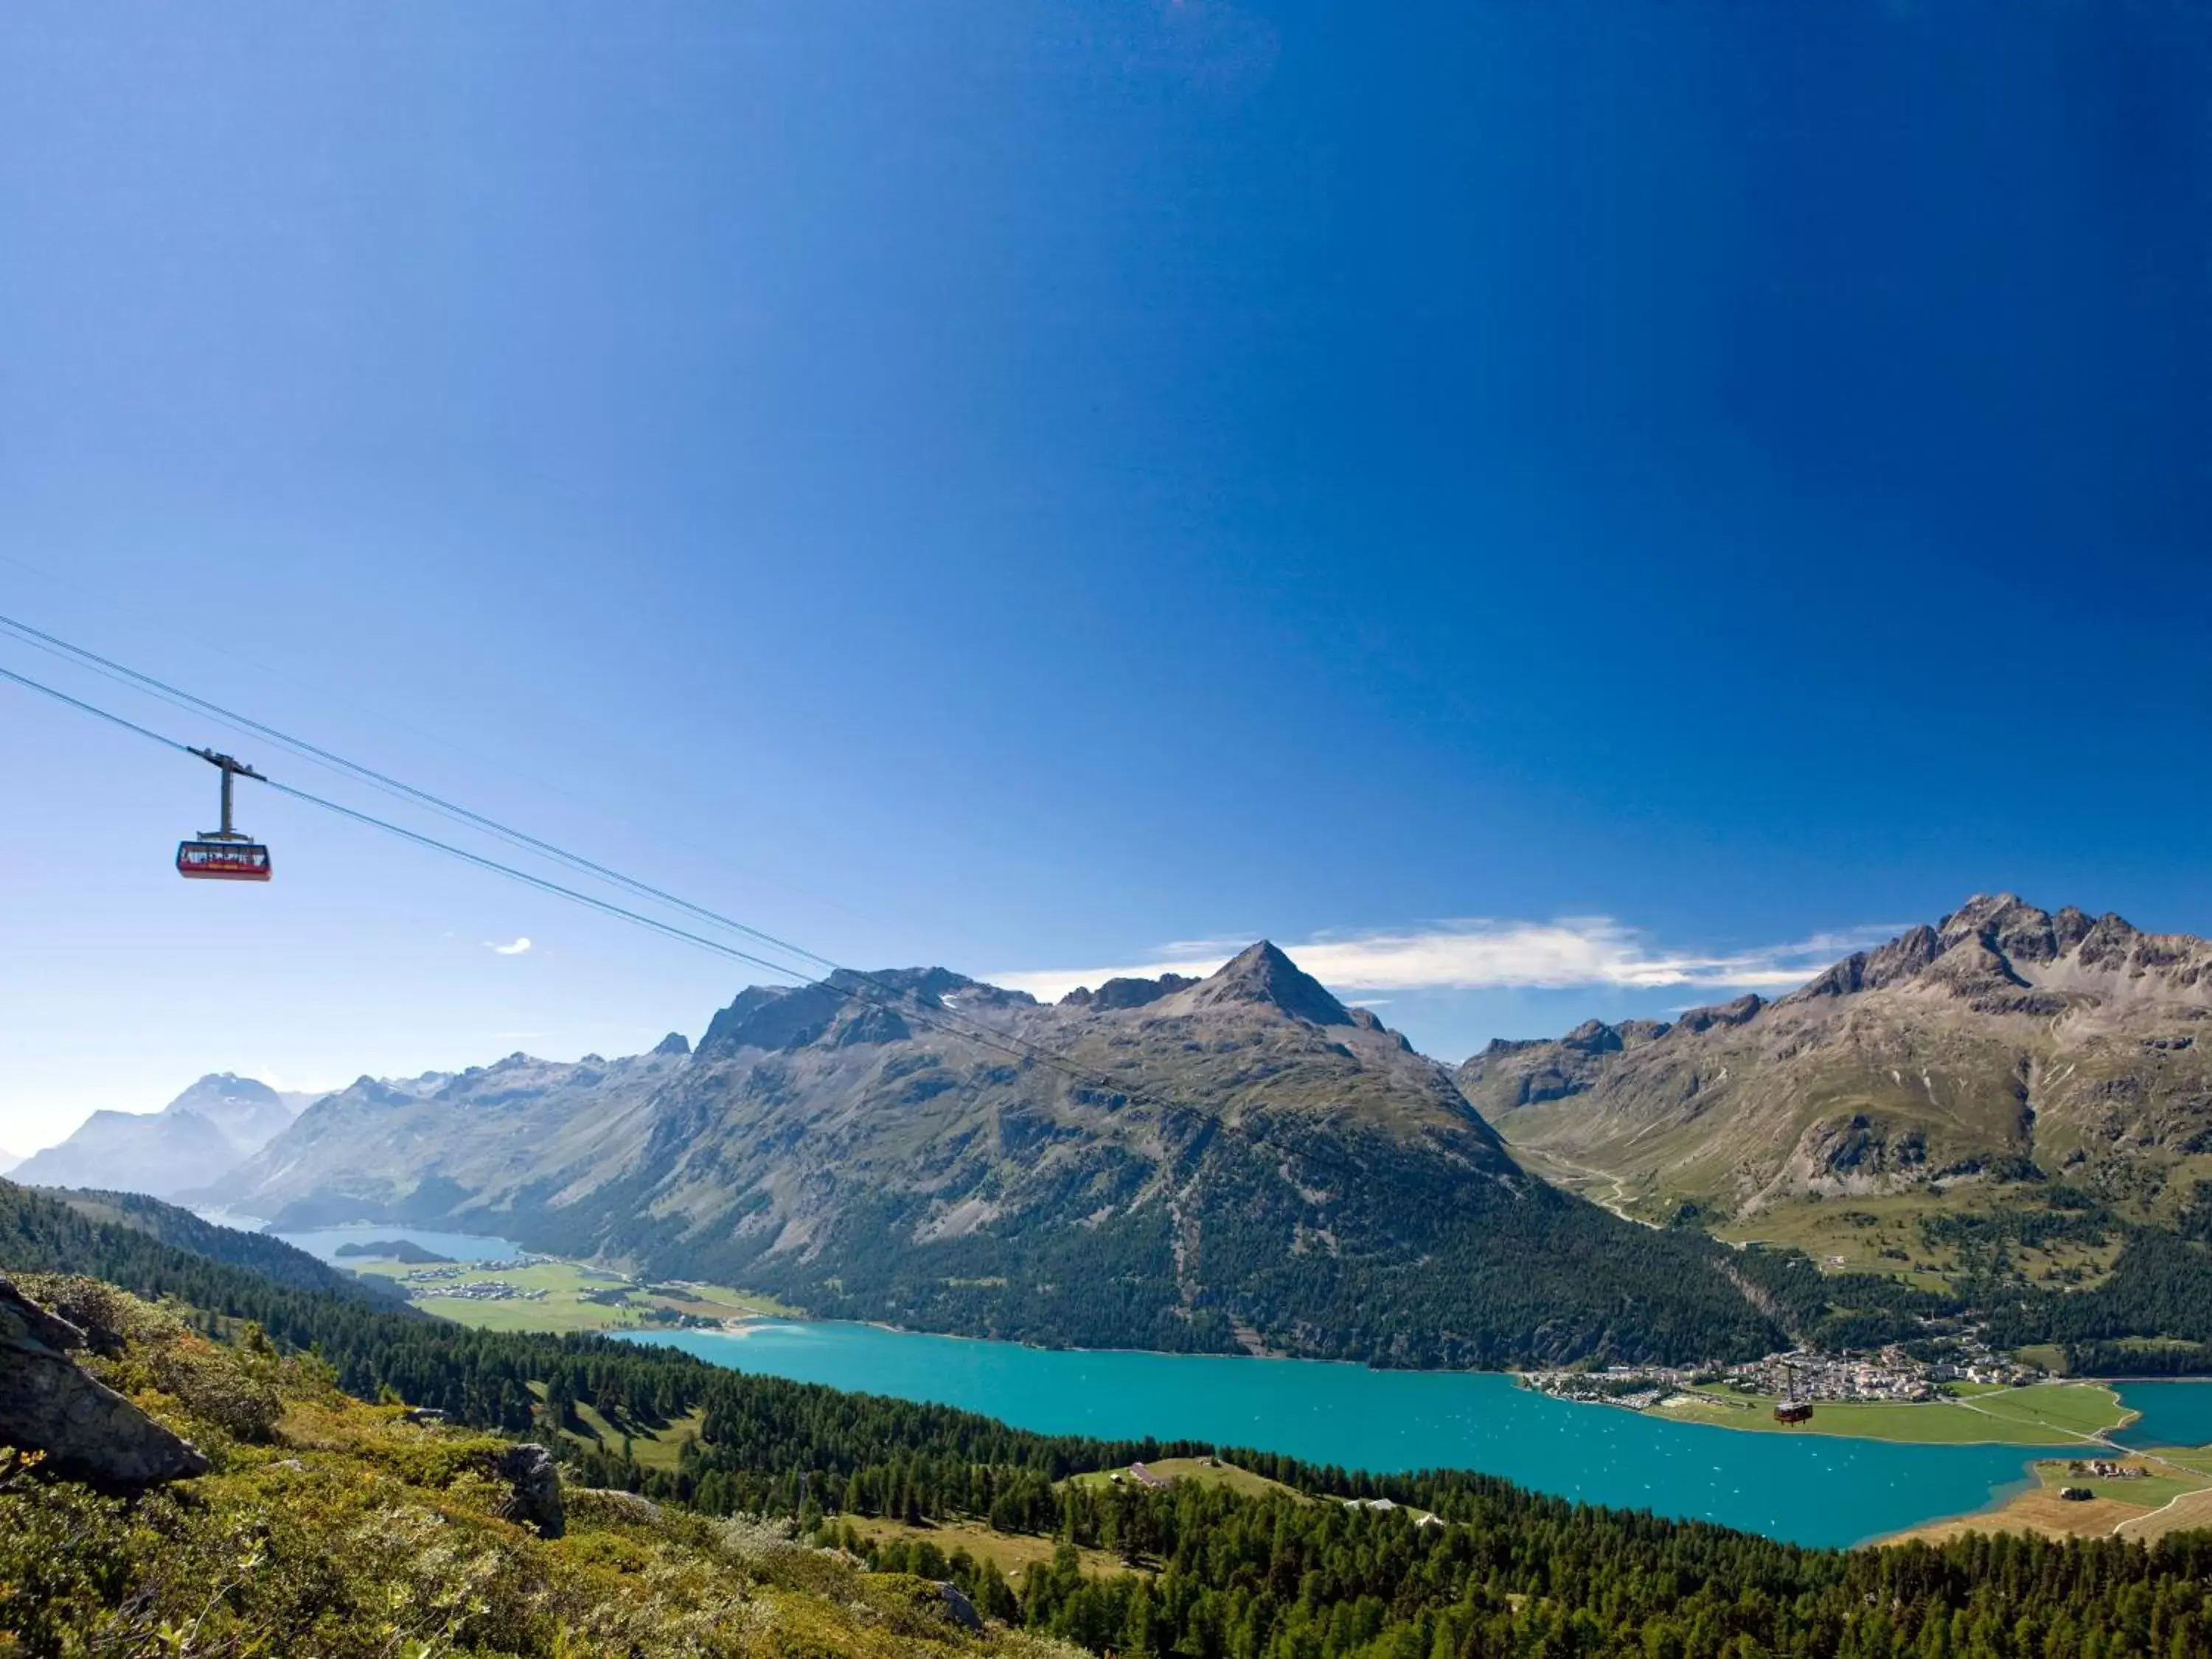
(347, 1253, 790, 1334)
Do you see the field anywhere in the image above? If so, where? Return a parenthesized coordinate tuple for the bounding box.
(1950, 1382, 2133, 1439)
(2119, 1487, 2212, 1541)
(2027, 1455, 2206, 1511)
(1888, 1487, 2154, 1546)
(522, 1379, 707, 1470)
(844, 1517, 1140, 1582)
(1651, 1382, 2130, 1446)
(1715, 1189, 2125, 1295)
(1067, 1456, 1304, 1503)
(349, 1253, 790, 1335)
(571, 1402, 708, 1471)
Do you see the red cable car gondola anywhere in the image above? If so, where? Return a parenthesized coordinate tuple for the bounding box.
(177, 748, 272, 882)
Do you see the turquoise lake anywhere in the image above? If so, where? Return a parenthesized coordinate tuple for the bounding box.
(629, 1321, 2059, 1548)
(2114, 1382, 2212, 1451)
(260, 1219, 2210, 1549)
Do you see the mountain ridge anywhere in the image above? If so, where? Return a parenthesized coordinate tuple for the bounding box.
(200, 942, 1778, 1367)
(15, 1074, 307, 1200)
(1463, 893, 2212, 1220)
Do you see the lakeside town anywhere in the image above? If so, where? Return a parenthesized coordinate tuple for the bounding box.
(1523, 1336, 2040, 1419)
(389, 1259, 556, 1304)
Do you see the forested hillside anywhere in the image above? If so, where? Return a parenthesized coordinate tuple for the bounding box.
(35, 1184, 406, 1303)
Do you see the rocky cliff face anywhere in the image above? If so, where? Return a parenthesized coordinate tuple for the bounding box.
(1463, 894, 2212, 1215)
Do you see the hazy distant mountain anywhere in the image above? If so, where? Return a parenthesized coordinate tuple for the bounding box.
(197, 1049, 684, 1224)
(0, 1150, 19, 1177)
(15, 1074, 305, 1200)
(1462, 894, 2212, 1217)
(200, 945, 1778, 1367)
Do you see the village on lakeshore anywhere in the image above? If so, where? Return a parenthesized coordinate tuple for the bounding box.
(388, 1259, 557, 1305)
(1521, 1332, 2072, 1438)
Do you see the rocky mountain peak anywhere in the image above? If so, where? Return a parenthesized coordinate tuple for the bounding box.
(1455, 891, 2212, 1227)
(13, 1070, 304, 1200)
(1779, 895, 2212, 1014)
(1180, 941, 1354, 1026)
(1935, 893, 2098, 969)
(1672, 994, 1765, 1034)
(1790, 925, 1942, 1001)
(164, 1072, 282, 1110)
(159, 1074, 296, 1143)
(1061, 973, 1200, 1012)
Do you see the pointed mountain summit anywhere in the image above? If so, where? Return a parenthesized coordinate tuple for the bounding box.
(159, 1074, 298, 1154)
(1180, 940, 1354, 1026)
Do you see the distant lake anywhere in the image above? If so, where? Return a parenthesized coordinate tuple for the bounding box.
(197, 1214, 524, 1265)
(628, 1321, 2064, 1548)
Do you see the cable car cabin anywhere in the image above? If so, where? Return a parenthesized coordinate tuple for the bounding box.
(178, 750, 271, 880)
(176, 839, 271, 881)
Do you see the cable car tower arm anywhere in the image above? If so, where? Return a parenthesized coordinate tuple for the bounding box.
(188, 747, 267, 841)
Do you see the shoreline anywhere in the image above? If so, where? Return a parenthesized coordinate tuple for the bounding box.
(1876, 1445, 2212, 1547)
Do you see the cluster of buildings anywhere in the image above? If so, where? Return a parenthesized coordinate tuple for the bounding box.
(1733, 1351, 1940, 1403)
(2067, 1458, 2145, 1481)
(1523, 1338, 2038, 1414)
(403, 1278, 551, 1304)
(392, 1257, 538, 1284)
(1342, 1496, 1444, 1528)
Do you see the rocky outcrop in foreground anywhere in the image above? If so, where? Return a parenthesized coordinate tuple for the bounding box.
(495, 1442, 565, 1538)
(0, 1275, 207, 1489)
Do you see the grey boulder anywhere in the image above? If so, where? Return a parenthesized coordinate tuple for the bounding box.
(495, 1442, 565, 1538)
(0, 1276, 208, 1490)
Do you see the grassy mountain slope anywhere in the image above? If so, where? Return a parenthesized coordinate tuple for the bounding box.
(198, 945, 1782, 1367)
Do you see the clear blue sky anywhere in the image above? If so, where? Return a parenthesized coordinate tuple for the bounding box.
(3, 3, 2208, 1151)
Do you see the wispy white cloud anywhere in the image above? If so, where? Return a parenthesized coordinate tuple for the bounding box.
(485, 936, 532, 956)
(990, 918, 1904, 1004)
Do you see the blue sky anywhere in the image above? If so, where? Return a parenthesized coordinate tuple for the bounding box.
(3, 3, 2209, 1152)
